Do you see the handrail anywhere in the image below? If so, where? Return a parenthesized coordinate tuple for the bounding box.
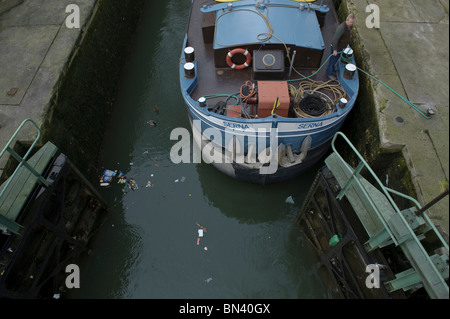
(331, 132, 448, 293)
(0, 119, 50, 201)
(385, 187, 448, 252)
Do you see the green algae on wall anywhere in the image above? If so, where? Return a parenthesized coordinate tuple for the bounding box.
(41, 0, 146, 182)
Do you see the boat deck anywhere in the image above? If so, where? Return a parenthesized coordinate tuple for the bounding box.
(186, 0, 341, 103)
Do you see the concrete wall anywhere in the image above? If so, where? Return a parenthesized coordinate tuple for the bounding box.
(335, 0, 448, 237)
(40, 0, 146, 181)
(335, 1, 417, 208)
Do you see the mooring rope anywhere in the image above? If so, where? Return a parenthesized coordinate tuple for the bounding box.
(212, 6, 429, 120)
(339, 54, 431, 119)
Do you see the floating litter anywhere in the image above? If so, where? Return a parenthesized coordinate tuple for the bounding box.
(196, 222, 207, 232)
(204, 247, 208, 251)
(197, 238, 200, 245)
(117, 171, 127, 184)
(198, 229, 204, 237)
(99, 169, 117, 186)
(285, 196, 294, 204)
(205, 278, 212, 283)
(129, 179, 139, 190)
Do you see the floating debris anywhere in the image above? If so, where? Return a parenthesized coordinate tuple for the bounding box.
(146, 181, 152, 188)
(175, 177, 186, 183)
(100, 169, 117, 186)
(154, 105, 160, 114)
(128, 178, 139, 191)
(196, 222, 207, 233)
(196, 223, 206, 246)
(117, 171, 127, 184)
(285, 195, 294, 204)
(205, 277, 212, 283)
(147, 120, 157, 127)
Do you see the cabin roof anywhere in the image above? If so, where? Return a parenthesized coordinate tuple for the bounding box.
(210, 4, 325, 50)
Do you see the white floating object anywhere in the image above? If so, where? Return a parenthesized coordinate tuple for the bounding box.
(198, 229, 204, 237)
(285, 196, 294, 204)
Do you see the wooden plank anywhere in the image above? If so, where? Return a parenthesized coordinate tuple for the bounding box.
(0, 144, 50, 207)
(0, 142, 57, 224)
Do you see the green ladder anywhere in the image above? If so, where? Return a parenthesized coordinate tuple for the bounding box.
(324, 132, 449, 299)
(0, 119, 58, 234)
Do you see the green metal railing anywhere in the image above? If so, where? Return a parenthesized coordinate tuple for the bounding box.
(330, 132, 448, 294)
(0, 119, 50, 201)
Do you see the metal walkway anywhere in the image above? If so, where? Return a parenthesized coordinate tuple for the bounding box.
(324, 132, 448, 299)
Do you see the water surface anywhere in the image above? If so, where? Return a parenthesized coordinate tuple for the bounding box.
(70, 0, 330, 299)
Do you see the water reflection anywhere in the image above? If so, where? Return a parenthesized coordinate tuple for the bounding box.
(196, 160, 321, 223)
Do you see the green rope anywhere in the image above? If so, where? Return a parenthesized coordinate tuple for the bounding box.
(357, 67, 430, 119)
(202, 53, 430, 119)
(202, 93, 240, 108)
(287, 54, 333, 82)
(340, 54, 430, 119)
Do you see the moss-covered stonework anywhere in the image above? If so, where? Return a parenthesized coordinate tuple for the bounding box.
(40, 0, 146, 182)
(333, 0, 418, 206)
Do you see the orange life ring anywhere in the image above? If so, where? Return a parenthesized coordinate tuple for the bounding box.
(226, 48, 252, 70)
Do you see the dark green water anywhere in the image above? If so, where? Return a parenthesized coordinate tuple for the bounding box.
(70, 1, 330, 299)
